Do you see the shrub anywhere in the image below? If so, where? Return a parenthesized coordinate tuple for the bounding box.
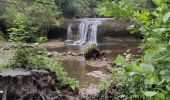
(36, 37, 47, 43)
(6, 44, 79, 91)
(96, 0, 149, 20)
(98, 0, 170, 99)
(0, 0, 61, 42)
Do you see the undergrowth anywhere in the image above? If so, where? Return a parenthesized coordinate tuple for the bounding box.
(98, 0, 170, 99)
(6, 44, 79, 91)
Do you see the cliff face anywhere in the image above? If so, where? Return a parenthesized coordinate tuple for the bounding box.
(48, 18, 136, 40)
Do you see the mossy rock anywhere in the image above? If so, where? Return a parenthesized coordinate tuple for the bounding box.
(83, 44, 102, 60)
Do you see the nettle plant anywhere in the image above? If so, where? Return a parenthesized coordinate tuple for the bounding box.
(114, 0, 170, 99)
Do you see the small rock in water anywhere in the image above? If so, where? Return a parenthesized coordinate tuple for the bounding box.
(71, 52, 77, 56)
(79, 85, 99, 100)
(47, 52, 52, 57)
(63, 52, 66, 55)
(67, 52, 72, 55)
(59, 53, 63, 56)
(54, 52, 59, 55)
(87, 71, 106, 80)
(102, 50, 112, 54)
(102, 58, 107, 61)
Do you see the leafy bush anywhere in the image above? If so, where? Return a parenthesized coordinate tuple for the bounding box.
(57, 0, 104, 17)
(96, 0, 149, 20)
(99, 0, 170, 99)
(6, 44, 79, 91)
(0, 0, 61, 42)
(36, 36, 47, 43)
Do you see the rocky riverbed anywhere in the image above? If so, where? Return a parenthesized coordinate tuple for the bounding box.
(0, 36, 141, 99)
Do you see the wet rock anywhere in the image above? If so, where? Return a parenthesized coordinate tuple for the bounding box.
(54, 52, 59, 55)
(47, 52, 53, 57)
(71, 52, 77, 56)
(87, 71, 106, 80)
(59, 53, 63, 56)
(102, 58, 107, 61)
(0, 70, 69, 100)
(67, 52, 72, 55)
(63, 52, 67, 55)
(79, 85, 99, 100)
(102, 50, 112, 54)
(86, 59, 112, 68)
(55, 18, 130, 38)
(84, 44, 103, 60)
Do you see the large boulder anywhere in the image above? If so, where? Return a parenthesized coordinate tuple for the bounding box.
(0, 70, 69, 100)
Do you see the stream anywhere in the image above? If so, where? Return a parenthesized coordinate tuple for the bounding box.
(46, 37, 141, 88)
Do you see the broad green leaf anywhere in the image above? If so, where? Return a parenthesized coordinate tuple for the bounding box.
(166, 84, 170, 91)
(153, 0, 166, 7)
(129, 72, 139, 76)
(145, 75, 158, 85)
(142, 91, 158, 97)
(156, 93, 165, 100)
(134, 65, 144, 73)
(114, 55, 125, 65)
(163, 12, 170, 23)
(124, 64, 133, 72)
(144, 53, 154, 62)
(140, 63, 154, 73)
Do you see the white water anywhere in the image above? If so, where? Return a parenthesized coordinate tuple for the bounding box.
(66, 19, 102, 45)
(67, 24, 73, 41)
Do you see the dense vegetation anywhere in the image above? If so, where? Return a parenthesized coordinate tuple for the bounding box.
(56, 0, 105, 18)
(0, 0, 61, 42)
(0, 0, 169, 99)
(6, 44, 79, 91)
(98, 0, 170, 99)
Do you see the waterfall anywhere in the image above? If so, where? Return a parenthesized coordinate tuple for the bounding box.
(66, 19, 101, 45)
(67, 24, 73, 41)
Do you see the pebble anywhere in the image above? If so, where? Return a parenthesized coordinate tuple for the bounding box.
(67, 52, 72, 55)
(47, 52, 52, 57)
(71, 52, 77, 56)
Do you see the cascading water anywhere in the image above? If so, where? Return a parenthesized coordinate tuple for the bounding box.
(67, 24, 73, 41)
(66, 19, 101, 45)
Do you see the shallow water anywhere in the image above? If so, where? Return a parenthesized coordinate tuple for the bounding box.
(61, 60, 110, 88)
(49, 37, 141, 88)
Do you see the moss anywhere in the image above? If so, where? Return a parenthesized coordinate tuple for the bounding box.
(83, 44, 101, 60)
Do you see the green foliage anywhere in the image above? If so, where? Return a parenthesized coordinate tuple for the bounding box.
(36, 37, 47, 43)
(0, 0, 61, 42)
(99, 1, 170, 100)
(96, 1, 133, 20)
(57, 0, 104, 17)
(6, 44, 79, 91)
(0, 64, 5, 72)
(96, 0, 149, 20)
